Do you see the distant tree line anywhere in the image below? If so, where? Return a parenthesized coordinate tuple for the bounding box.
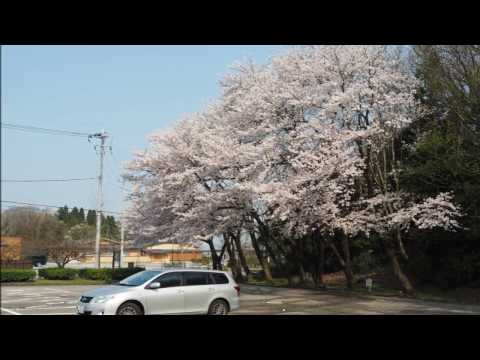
(56, 205, 120, 240)
(1, 205, 121, 268)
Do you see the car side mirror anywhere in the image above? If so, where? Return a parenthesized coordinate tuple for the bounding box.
(149, 282, 161, 289)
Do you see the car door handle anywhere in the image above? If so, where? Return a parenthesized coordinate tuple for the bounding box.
(208, 287, 215, 292)
(177, 289, 184, 294)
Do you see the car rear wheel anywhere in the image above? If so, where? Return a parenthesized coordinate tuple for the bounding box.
(117, 302, 143, 315)
(208, 299, 229, 315)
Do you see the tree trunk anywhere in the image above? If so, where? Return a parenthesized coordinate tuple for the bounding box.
(296, 237, 306, 283)
(232, 232, 250, 278)
(340, 233, 354, 290)
(326, 237, 354, 290)
(250, 211, 281, 265)
(319, 239, 326, 287)
(260, 235, 279, 266)
(395, 227, 409, 261)
(250, 231, 273, 281)
(313, 230, 326, 288)
(384, 239, 415, 295)
(217, 243, 227, 270)
(298, 263, 306, 283)
(205, 238, 220, 270)
(225, 234, 243, 282)
(366, 146, 375, 198)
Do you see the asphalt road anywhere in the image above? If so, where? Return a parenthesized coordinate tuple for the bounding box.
(2, 284, 480, 315)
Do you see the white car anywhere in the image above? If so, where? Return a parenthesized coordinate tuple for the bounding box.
(76, 269, 240, 315)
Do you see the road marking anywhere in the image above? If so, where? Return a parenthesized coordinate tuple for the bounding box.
(45, 301, 67, 305)
(24, 306, 76, 310)
(266, 299, 284, 304)
(1, 297, 65, 303)
(448, 309, 475, 314)
(26, 313, 75, 315)
(1, 307, 22, 315)
(44, 287, 76, 294)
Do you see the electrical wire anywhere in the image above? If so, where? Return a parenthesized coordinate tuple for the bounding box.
(1, 123, 121, 214)
(2, 177, 96, 183)
(1, 122, 92, 137)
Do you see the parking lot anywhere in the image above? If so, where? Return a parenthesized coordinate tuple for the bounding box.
(2, 284, 480, 315)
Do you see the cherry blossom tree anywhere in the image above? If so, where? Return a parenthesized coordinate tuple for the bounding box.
(123, 45, 463, 292)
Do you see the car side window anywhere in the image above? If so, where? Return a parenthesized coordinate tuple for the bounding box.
(183, 272, 208, 286)
(207, 273, 215, 284)
(211, 273, 229, 284)
(154, 272, 182, 288)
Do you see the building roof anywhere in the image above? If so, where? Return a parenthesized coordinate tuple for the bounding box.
(143, 243, 200, 253)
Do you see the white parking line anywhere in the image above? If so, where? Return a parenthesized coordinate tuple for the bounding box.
(1, 297, 65, 303)
(1, 307, 22, 315)
(24, 306, 76, 310)
(448, 309, 475, 314)
(29, 313, 76, 315)
(44, 287, 76, 294)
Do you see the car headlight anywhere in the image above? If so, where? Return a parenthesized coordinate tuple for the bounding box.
(92, 295, 115, 304)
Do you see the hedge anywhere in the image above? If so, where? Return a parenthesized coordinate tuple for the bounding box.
(38, 268, 78, 280)
(1, 269, 36, 282)
(78, 268, 110, 281)
(78, 267, 145, 281)
(28, 267, 145, 282)
(111, 267, 145, 281)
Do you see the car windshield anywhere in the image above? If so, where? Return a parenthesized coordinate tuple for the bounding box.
(118, 271, 162, 286)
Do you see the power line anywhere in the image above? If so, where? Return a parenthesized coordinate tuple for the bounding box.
(2, 177, 96, 183)
(1, 200, 121, 215)
(1, 122, 92, 137)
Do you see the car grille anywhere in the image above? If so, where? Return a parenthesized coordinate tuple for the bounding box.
(78, 311, 92, 315)
(80, 296, 93, 303)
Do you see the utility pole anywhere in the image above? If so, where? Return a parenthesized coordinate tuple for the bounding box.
(120, 222, 125, 268)
(90, 130, 109, 269)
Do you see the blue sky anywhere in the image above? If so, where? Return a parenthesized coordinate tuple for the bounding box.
(1, 45, 288, 216)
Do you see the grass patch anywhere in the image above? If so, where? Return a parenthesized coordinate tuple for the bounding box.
(245, 271, 480, 305)
(247, 277, 290, 287)
(416, 286, 480, 305)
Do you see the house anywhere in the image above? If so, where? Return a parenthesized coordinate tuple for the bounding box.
(79, 241, 203, 267)
(142, 243, 202, 263)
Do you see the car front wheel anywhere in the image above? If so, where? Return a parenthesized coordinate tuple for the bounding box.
(208, 299, 229, 315)
(117, 302, 143, 315)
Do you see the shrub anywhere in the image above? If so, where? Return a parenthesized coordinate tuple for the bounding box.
(435, 255, 480, 289)
(78, 267, 145, 281)
(78, 268, 111, 281)
(1, 269, 36, 282)
(38, 268, 78, 280)
(352, 251, 380, 274)
(251, 270, 265, 280)
(110, 267, 145, 281)
(407, 255, 435, 286)
(407, 252, 480, 289)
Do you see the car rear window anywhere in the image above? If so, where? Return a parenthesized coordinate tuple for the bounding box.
(183, 272, 208, 286)
(211, 273, 229, 284)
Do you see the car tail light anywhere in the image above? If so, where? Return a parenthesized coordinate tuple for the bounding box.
(234, 285, 240, 296)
